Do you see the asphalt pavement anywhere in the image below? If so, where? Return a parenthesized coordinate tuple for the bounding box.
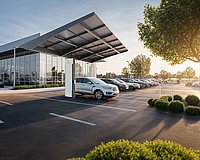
(0, 84, 199, 160)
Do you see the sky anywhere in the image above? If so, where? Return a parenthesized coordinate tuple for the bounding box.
(0, 0, 199, 75)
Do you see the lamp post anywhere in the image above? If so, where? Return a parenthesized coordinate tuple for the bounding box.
(13, 47, 16, 88)
(126, 61, 129, 78)
(96, 67, 98, 78)
(61, 69, 64, 84)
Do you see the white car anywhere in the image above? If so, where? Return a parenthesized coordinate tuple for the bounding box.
(116, 79, 139, 90)
(192, 81, 200, 87)
(75, 77, 119, 99)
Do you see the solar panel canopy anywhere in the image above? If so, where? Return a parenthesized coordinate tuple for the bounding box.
(20, 12, 128, 62)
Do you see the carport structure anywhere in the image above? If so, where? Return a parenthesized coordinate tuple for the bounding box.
(1, 12, 128, 97)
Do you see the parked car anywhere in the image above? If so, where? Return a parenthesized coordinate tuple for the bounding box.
(116, 79, 140, 90)
(120, 78, 143, 88)
(133, 79, 150, 88)
(100, 78, 127, 91)
(192, 81, 200, 87)
(186, 80, 196, 87)
(0, 79, 4, 88)
(75, 77, 119, 100)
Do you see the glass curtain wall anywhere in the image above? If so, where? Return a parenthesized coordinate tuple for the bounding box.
(0, 53, 96, 85)
(0, 52, 66, 85)
(39, 53, 65, 84)
(75, 60, 96, 77)
(0, 52, 39, 85)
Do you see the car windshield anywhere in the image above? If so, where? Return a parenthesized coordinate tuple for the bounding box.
(111, 79, 121, 84)
(90, 78, 106, 85)
(117, 79, 125, 83)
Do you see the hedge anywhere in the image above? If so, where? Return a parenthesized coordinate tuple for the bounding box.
(144, 140, 200, 160)
(13, 84, 64, 90)
(185, 95, 200, 106)
(151, 98, 159, 107)
(148, 98, 154, 107)
(173, 94, 183, 102)
(168, 100, 185, 113)
(69, 140, 200, 160)
(154, 99, 169, 111)
(160, 95, 172, 102)
(185, 106, 200, 116)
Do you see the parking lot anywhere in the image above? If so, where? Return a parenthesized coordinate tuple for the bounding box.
(0, 84, 200, 160)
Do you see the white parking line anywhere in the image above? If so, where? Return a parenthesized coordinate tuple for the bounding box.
(47, 97, 137, 112)
(0, 100, 13, 106)
(49, 113, 96, 126)
(0, 120, 5, 124)
(97, 105, 136, 112)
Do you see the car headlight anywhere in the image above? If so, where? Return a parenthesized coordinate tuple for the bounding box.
(113, 87, 118, 91)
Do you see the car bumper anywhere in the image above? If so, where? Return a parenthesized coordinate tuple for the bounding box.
(104, 91, 119, 97)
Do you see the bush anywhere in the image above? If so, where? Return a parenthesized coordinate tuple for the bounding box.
(151, 99, 159, 107)
(168, 100, 185, 113)
(185, 95, 200, 106)
(85, 140, 155, 160)
(185, 106, 200, 115)
(70, 140, 200, 160)
(160, 95, 172, 102)
(144, 140, 200, 160)
(13, 84, 64, 90)
(154, 99, 169, 111)
(173, 94, 183, 102)
(148, 98, 154, 107)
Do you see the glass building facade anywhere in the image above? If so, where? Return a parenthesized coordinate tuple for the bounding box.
(0, 52, 96, 85)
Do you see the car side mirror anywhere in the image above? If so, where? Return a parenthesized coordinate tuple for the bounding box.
(87, 81, 93, 84)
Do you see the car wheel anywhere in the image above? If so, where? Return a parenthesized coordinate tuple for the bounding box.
(94, 90, 104, 100)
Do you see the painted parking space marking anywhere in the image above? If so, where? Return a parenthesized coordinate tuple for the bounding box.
(0, 120, 5, 124)
(49, 113, 96, 126)
(0, 100, 13, 106)
(30, 95, 137, 112)
(97, 105, 136, 112)
(46, 98, 137, 112)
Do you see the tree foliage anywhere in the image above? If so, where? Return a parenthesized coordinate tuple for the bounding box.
(121, 67, 129, 78)
(183, 67, 196, 79)
(138, 0, 200, 65)
(130, 54, 151, 78)
(153, 67, 196, 80)
(176, 71, 184, 81)
(159, 70, 171, 80)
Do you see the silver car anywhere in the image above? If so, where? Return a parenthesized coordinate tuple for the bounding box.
(75, 77, 119, 100)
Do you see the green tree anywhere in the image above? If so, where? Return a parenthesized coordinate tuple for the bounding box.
(159, 70, 171, 80)
(184, 67, 196, 80)
(153, 73, 159, 79)
(130, 54, 151, 78)
(176, 71, 184, 81)
(121, 67, 129, 78)
(138, 0, 200, 65)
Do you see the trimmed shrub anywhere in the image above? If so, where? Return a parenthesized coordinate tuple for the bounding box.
(160, 95, 172, 102)
(173, 94, 183, 102)
(147, 98, 154, 107)
(13, 84, 64, 90)
(70, 140, 200, 160)
(144, 140, 200, 160)
(69, 158, 85, 160)
(151, 99, 159, 107)
(85, 140, 155, 159)
(154, 99, 169, 111)
(168, 100, 185, 113)
(185, 106, 200, 115)
(185, 95, 200, 106)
